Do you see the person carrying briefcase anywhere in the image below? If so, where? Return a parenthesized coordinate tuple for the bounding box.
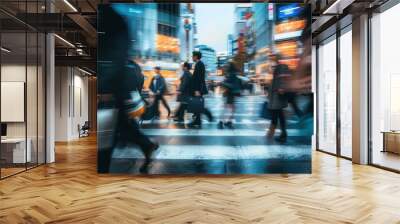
(174, 62, 193, 122)
(188, 51, 213, 127)
(187, 96, 204, 114)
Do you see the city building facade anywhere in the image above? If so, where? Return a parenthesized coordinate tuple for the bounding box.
(195, 44, 217, 74)
(112, 3, 182, 88)
(253, 3, 274, 76)
(216, 52, 229, 75)
(274, 3, 305, 70)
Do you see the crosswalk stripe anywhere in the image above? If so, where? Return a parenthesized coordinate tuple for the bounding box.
(140, 119, 270, 125)
(141, 128, 311, 137)
(112, 144, 310, 160)
(140, 119, 301, 125)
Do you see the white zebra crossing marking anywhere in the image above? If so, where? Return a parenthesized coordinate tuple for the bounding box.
(112, 145, 310, 160)
(140, 119, 269, 125)
(141, 128, 310, 137)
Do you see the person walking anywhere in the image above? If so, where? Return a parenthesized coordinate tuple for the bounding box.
(149, 66, 171, 119)
(219, 62, 241, 129)
(127, 59, 145, 93)
(267, 53, 289, 143)
(286, 92, 303, 119)
(174, 62, 192, 122)
(188, 51, 213, 127)
(97, 6, 158, 174)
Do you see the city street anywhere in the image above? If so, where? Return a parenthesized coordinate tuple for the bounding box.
(109, 93, 312, 174)
(97, 3, 314, 175)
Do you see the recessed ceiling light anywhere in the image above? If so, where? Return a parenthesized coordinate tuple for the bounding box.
(54, 34, 75, 48)
(78, 67, 92, 76)
(1, 47, 11, 53)
(63, 0, 78, 12)
(322, 0, 354, 15)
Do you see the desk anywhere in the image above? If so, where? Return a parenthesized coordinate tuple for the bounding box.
(1, 138, 31, 163)
(382, 131, 400, 154)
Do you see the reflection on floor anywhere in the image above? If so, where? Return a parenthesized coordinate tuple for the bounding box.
(0, 167, 25, 178)
(373, 151, 400, 171)
(0, 162, 44, 178)
(110, 94, 313, 174)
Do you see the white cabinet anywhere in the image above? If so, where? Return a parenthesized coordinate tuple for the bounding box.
(1, 138, 32, 163)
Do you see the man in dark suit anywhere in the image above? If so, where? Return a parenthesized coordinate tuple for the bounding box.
(189, 51, 213, 127)
(174, 62, 192, 122)
(149, 66, 171, 118)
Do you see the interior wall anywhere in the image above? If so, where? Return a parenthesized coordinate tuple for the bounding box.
(1, 63, 45, 165)
(55, 66, 69, 141)
(1, 65, 28, 138)
(55, 66, 89, 141)
(72, 72, 89, 138)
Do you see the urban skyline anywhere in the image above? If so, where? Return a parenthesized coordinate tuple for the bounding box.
(194, 3, 235, 53)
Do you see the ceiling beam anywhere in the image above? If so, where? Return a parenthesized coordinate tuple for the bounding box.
(55, 55, 96, 72)
(67, 13, 97, 47)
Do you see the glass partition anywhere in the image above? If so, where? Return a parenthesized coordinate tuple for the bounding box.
(0, 1, 46, 179)
(339, 28, 352, 158)
(27, 30, 38, 169)
(1, 30, 28, 177)
(317, 35, 337, 154)
(371, 4, 400, 171)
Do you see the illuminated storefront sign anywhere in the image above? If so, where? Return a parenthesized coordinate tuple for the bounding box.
(156, 34, 180, 54)
(244, 11, 252, 20)
(276, 41, 298, 58)
(275, 20, 305, 34)
(274, 30, 302, 41)
(280, 58, 299, 70)
(277, 4, 302, 20)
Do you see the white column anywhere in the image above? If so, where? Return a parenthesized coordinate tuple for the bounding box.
(46, 33, 55, 163)
(352, 14, 369, 164)
(45, 0, 56, 163)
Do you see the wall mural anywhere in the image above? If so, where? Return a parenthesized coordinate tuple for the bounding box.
(97, 2, 313, 175)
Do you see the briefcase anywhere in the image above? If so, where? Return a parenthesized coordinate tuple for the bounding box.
(187, 96, 204, 113)
(177, 94, 189, 103)
(260, 101, 272, 119)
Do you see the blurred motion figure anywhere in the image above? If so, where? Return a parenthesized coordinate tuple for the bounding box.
(267, 53, 289, 143)
(219, 62, 241, 129)
(97, 6, 158, 174)
(174, 62, 192, 122)
(149, 66, 171, 118)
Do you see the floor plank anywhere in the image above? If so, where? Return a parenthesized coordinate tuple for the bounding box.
(0, 136, 400, 223)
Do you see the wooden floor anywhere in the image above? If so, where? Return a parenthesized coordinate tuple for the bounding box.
(1, 136, 400, 224)
(1, 167, 26, 178)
